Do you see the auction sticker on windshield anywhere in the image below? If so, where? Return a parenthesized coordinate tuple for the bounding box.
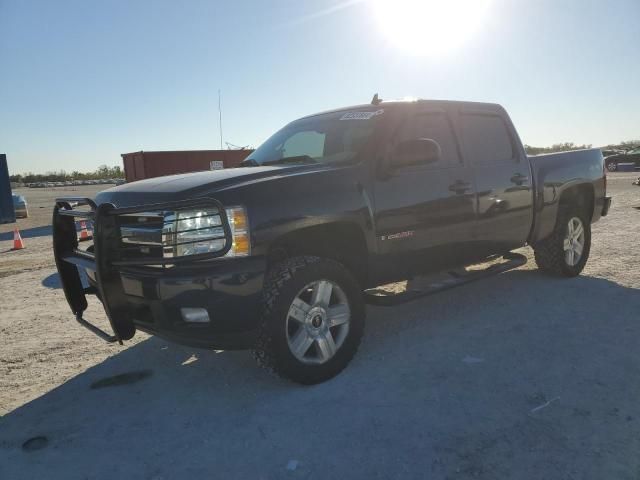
(339, 109, 384, 120)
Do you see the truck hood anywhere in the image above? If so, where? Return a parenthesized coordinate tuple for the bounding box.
(95, 165, 319, 207)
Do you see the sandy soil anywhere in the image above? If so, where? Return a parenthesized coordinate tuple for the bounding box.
(1, 185, 107, 232)
(0, 185, 106, 277)
(0, 175, 638, 479)
(0, 186, 148, 414)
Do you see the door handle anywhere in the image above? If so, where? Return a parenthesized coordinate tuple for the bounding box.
(510, 173, 529, 185)
(448, 180, 471, 194)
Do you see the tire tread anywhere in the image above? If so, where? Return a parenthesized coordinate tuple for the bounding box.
(253, 255, 363, 384)
(534, 206, 590, 277)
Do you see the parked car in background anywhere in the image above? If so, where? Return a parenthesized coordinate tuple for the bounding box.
(601, 149, 624, 158)
(12, 194, 28, 218)
(604, 147, 640, 171)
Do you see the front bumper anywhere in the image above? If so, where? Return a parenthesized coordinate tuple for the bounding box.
(53, 197, 266, 349)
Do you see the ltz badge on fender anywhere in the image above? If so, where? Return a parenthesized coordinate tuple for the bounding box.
(380, 230, 415, 241)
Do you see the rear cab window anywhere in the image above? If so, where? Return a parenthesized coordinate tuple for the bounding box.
(459, 113, 516, 165)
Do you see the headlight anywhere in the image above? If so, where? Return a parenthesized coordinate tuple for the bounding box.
(120, 205, 250, 260)
(172, 209, 226, 257)
(171, 206, 250, 258)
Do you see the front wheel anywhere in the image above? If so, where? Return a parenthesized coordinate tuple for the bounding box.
(534, 208, 591, 277)
(253, 256, 365, 384)
(606, 160, 618, 172)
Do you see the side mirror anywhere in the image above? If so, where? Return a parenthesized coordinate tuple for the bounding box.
(393, 138, 442, 169)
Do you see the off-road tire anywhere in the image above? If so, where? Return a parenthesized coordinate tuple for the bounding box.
(253, 256, 365, 385)
(534, 207, 591, 277)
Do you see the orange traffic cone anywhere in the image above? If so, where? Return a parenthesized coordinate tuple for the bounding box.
(79, 220, 91, 240)
(12, 228, 25, 250)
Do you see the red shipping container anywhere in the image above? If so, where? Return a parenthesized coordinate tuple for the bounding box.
(121, 150, 253, 183)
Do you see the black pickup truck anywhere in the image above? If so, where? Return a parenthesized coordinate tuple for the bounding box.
(53, 99, 611, 384)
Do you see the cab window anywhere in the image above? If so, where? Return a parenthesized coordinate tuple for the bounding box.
(460, 113, 515, 164)
(395, 111, 459, 167)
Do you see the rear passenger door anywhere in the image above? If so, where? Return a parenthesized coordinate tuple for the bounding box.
(457, 109, 534, 252)
(373, 106, 477, 275)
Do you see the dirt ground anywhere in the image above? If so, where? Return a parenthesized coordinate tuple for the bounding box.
(0, 185, 106, 277)
(0, 176, 639, 479)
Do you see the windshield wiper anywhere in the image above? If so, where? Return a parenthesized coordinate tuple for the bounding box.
(241, 155, 318, 167)
(239, 158, 260, 167)
(264, 155, 318, 166)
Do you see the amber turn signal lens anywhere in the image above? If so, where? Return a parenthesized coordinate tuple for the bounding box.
(232, 233, 250, 256)
(224, 206, 250, 257)
(230, 209, 248, 231)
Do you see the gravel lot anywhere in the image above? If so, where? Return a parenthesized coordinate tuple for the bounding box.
(0, 175, 639, 479)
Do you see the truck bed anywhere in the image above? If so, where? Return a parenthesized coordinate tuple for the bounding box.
(528, 148, 607, 243)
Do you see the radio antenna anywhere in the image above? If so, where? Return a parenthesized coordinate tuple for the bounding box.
(218, 89, 224, 149)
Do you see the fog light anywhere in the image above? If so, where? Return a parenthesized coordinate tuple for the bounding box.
(180, 308, 210, 324)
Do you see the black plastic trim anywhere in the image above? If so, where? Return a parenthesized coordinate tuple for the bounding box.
(52, 196, 235, 344)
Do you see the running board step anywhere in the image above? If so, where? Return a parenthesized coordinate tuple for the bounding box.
(364, 253, 528, 307)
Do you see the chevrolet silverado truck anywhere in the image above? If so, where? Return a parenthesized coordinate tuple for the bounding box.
(53, 99, 611, 384)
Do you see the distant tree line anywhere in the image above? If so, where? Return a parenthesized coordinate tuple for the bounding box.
(9, 139, 640, 180)
(9, 164, 124, 183)
(524, 143, 592, 155)
(525, 139, 639, 155)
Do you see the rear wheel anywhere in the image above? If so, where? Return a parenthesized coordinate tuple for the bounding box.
(253, 256, 364, 384)
(606, 159, 618, 172)
(534, 207, 591, 277)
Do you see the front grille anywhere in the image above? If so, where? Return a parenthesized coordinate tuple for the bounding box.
(117, 213, 168, 262)
(115, 209, 229, 263)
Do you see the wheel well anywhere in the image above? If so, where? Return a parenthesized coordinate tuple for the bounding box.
(267, 222, 368, 286)
(559, 184, 595, 221)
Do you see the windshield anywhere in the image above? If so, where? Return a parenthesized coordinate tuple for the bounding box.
(244, 109, 383, 166)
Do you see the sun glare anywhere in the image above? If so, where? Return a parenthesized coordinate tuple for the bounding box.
(373, 0, 492, 56)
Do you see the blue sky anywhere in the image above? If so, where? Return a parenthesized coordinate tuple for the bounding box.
(1, 0, 638, 174)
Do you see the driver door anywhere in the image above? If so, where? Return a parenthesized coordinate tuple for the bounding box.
(373, 106, 477, 278)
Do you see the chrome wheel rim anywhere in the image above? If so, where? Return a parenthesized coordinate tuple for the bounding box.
(563, 217, 585, 266)
(606, 162, 617, 172)
(286, 280, 350, 365)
